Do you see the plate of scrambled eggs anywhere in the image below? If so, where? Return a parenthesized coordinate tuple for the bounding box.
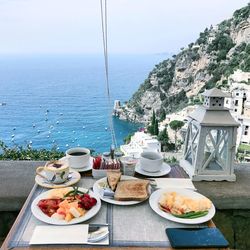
(149, 188, 215, 224)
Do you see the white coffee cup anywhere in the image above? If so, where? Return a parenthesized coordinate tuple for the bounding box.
(140, 151, 163, 173)
(36, 160, 69, 184)
(66, 147, 90, 169)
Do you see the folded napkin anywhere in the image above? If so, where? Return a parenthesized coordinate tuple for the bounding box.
(152, 178, 196, 190)
(30, 225, 109, 245)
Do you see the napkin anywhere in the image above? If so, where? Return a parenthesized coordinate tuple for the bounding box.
(29, 225, 109, 245)
(152, 178, 196, 190)
(30, 225, 89, 245)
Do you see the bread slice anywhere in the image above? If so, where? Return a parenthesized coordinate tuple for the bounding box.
(107, 171, 121, 191)
(114, 179, 149, 201)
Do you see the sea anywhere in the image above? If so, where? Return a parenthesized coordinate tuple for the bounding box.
(0, 54, 166, 153)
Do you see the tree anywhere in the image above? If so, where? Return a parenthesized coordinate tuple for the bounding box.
(123, 133, 132, 144)
(243, 56, 250, 71)
(152, 110, 156, 125)
(147, 110, 156, 135)
(157, 128, 169, 151)
(169, 120, 185, 151)
(159, 109, 166, 122)
(217, 50, 227, 62)
(245, 44, 250, 54)
(154, 119, 159, 136)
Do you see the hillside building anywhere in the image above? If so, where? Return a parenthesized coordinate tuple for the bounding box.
(120, 131, 161, 158)
(225, 70, 250, 145)
(113, 100, 123, 117)
(113, 100, 121, 110)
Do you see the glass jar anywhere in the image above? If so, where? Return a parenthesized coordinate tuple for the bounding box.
(102, 152, 110, 160)
(114, 151, 124, 161)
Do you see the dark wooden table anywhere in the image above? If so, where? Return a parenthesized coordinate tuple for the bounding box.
(2, 165, 227, 250)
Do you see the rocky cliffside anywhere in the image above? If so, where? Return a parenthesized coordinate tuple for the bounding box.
(118, 4, 250, 124)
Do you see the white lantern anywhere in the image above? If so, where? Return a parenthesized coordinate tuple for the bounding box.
(180, 88, 239, 181)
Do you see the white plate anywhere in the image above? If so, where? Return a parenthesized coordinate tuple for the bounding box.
(35, 169, 81, 189)
(149, 188, 215, 224)
(60, 156, 93, 172)
(93, 175, 148, 206)
(31, 187, 101, 225)
(135, 162, 171, 177)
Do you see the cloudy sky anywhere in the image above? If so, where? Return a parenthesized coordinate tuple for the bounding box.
(0, 0, 249, 54)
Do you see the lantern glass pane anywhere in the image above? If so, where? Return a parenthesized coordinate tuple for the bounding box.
(185, 123, 199, 165)
(203, 129, 228, 171)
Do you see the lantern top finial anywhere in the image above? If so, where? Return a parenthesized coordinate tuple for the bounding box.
(202, 87, 231, 110)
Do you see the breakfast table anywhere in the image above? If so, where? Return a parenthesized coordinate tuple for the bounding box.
(2, 165, 227, 250)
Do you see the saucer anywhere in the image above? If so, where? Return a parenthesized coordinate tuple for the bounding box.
(135, 162, 171, 177)
(35, 169, 81, 189)
(60, 156, 93, 173)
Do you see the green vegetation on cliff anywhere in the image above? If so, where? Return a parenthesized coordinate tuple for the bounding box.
(124, 4, 250, 123)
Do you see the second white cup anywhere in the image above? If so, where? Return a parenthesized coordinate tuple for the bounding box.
(140, 151, 163, 173)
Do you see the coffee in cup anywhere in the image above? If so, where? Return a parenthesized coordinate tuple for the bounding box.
(140, 151, 163, 173)
(36, 160, 69, 184)
(66, 147, 90, 169)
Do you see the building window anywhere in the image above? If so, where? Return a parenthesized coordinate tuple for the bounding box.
(226, 100, 229, 104)
(236, 93, 239, 96)
(235, 109, 237, 112)
(235, 100, 239, 106)
(246, 126, 249, 130)
(244, 131, 248, 136)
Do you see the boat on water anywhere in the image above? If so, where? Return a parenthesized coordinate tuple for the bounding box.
(0, 102, 6, 106)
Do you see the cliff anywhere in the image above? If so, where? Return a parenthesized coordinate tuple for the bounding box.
(118, 4, 250, 123)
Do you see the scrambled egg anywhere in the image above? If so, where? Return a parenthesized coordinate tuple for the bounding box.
(159, 192, 211, 215)
(47, 187, 72, 199)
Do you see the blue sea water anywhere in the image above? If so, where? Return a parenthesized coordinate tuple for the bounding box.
(0, 54, 166, 153)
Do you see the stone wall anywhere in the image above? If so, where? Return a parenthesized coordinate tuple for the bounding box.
(214, 209, 250, 250)
(0, 211, 18, 246)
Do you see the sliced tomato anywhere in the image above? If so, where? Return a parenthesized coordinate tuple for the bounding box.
(159, 204, 171, 213)
(37, 198, 62, 217)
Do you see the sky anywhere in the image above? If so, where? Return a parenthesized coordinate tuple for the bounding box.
(0, 0, 249, 55)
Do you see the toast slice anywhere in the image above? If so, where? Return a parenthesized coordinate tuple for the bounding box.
(114, 179, 149, 201)
(107, 171, 121, 191)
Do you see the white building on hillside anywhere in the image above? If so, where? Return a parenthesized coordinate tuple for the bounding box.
(224, 70, 250, 145)
(113, 100, 121, 110)
(120, 131, 161, 158)
(228, 69, 250, 84)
